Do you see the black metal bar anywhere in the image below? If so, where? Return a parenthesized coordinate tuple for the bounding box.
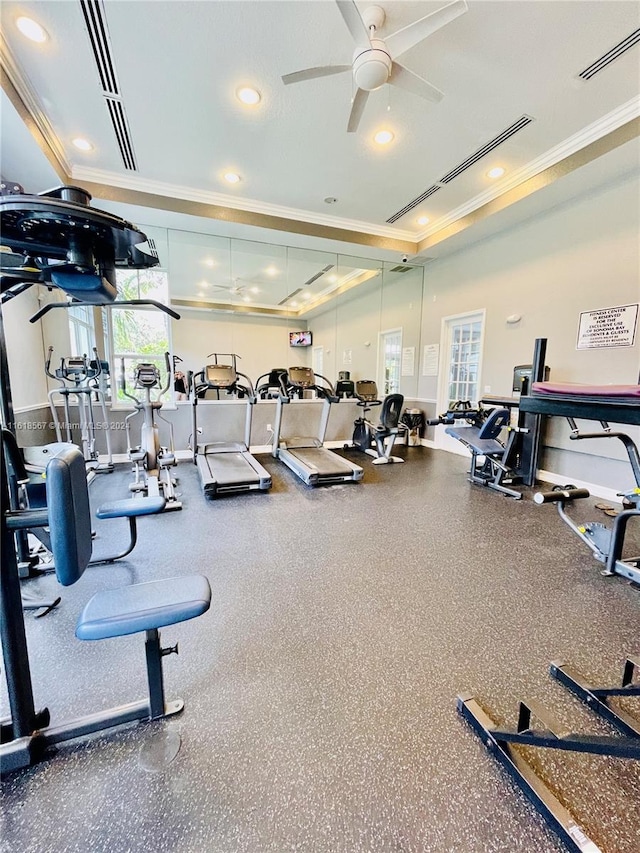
(550, 662, 640, 738)
(29, 299, 180, 323)
(519, 394, 640, 426)
(0, 449, 39, 740)
(145, 629, 166, 719)
(457, 695, 603, 853)
(488, 726, 640, 758)
(518, 338, 546, 484)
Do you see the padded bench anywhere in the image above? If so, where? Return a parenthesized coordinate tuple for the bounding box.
(444, 407, 522, 499)
(46, 447, 210, 743)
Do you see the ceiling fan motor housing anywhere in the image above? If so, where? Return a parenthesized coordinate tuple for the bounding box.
(352, 39, 392, 91)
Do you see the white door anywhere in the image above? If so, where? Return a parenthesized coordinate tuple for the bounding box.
(435, 311, 485, 453)
(379, 328, 402, 396)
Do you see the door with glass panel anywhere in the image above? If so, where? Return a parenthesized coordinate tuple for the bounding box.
(379, 328, 402, 396)
(436, 311, 485, 453)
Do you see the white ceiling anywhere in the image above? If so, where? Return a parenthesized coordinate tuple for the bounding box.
(1, 0, 639, 304)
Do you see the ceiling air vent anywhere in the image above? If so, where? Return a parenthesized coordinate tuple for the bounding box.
(389, 264, 414, 273)
(105, 97, 137, 171)
(386, 185, 440, 224)
(278, 288, 302, 306)
(578, 28, 640, 80)
(79, 0, 118, 95)
(79, 0, 138, 170)
(439, 115, 534, 184)
(304, 264, 334, 286)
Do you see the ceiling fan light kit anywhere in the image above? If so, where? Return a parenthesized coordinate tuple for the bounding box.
(282, 0, 468, 132)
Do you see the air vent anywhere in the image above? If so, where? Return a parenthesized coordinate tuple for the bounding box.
(578, 28, 640, 80)
(79, 0, 138, 171)
(105, 98, 137, 170)
(440, 115, 534, 184)
(304, 264, 334, 286)
(386, 185, 440, 224)
(278, 288, 302, 306)
(389, 265, 414, 273)
(79, 0, 118, 95)
(146, 237, 158, 257)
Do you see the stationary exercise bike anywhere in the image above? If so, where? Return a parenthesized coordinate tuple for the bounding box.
(45, 345, 114, 473)
(121, 353, 181, 510)
(350, 380, 405, 464)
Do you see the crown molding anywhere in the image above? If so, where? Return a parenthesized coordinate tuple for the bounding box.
(0, 34, 71, 180)
(416, 98, 640, 248)
(70, 166, 418, 244)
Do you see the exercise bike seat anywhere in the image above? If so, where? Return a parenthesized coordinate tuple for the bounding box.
(158, 452, 175, 467)
(76, 575, 212, 641)
(129, 449, 146, 462)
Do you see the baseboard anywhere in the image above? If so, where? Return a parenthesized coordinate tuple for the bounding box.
(536, 469, 624, 504)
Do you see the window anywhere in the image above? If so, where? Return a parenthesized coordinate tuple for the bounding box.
(107, 269, 173, 405)
(68, 305, 95, 357)
(379, 329, 402, 395)
(446, 316, 483, 406)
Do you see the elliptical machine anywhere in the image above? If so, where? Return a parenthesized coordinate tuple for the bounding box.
(121, 352, 181, 510)
(351, 380, 405, 464)
(45, 345, 114, 473)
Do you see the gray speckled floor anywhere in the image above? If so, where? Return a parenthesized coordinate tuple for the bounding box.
(1, 447, 638, 853)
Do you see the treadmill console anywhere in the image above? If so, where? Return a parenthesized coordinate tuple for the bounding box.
(288, 366, 314, 388)
(206, 364, 236, 388)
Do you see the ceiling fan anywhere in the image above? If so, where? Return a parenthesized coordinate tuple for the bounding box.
(282, 0, 468, 133)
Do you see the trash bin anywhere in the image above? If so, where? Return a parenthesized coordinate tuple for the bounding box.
(401, 408, 424, 446)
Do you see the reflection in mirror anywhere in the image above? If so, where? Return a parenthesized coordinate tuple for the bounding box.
(123, 223, 424, 398)
(381, 261, 424, 399)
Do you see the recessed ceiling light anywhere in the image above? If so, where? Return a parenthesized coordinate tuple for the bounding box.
(72, 138, 93, 152)
(224, 172, 241, 184)
(243, 296, 252, 303)
(250, 286, 260, 294)
(16, 16, 48, 43)
(487, 166, 505, 179)
(302, 291, 311, 300)
(327, 274, 337, 283)
(204, 258, 215, 267)
(374, 130, 394, 145)
(236, 86, 261, 106)
(417, 216, 430, 226)
(265, 266, 277, 276)
(324, 197, 338, 204)
(290, 301, 298, 308)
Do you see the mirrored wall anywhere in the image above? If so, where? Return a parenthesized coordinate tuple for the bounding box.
(137, 225, 425, 398)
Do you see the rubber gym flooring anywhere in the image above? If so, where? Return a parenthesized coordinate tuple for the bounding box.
(1, 446, 638, 853)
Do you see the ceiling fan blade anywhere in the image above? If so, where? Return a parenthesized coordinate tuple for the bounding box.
(336, 0, 371, 49)
(282, 65, 351, 85)
(386, 0, 468, 59)
(347, 88, 369, 133)
(390, 63, 443, 103)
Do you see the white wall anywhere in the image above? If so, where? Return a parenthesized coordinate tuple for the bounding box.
(3, 288, 49, 411)
(171, 309, 309, 387)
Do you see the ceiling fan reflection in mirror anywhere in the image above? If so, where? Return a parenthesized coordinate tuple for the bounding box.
(282, 0, 468, 133)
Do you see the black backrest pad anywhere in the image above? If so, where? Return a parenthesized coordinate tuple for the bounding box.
(45, 447, 92, 586)
(380, 394, 404, 429)
(477, 408, 510, 440)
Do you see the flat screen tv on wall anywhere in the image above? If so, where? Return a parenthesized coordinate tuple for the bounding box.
(289, 331, 312, 347)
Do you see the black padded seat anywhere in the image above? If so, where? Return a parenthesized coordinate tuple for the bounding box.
(76, 575, 211, 641)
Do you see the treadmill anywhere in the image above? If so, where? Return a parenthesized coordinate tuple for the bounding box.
(191, 354, 271, 498)
(272, 366, 363, 486)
